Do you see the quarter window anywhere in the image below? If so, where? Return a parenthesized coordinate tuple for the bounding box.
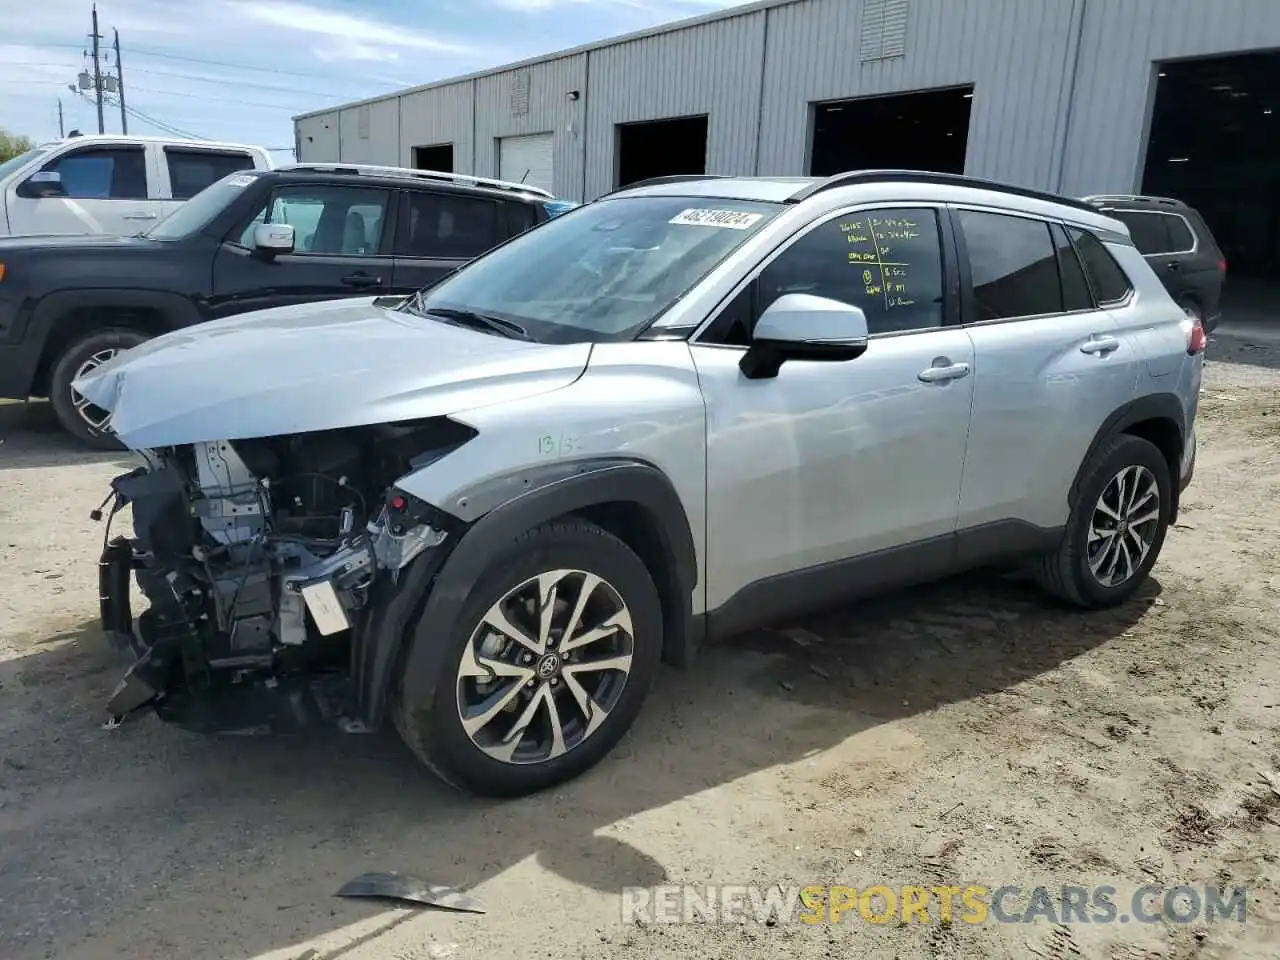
(238, 185, 389, 255)
(1069, 227, 1133, 304)
(958, 210, 1062, 321)
(753, 207, 946, 336)
(42, 147, 147, 200)
(396, 192, 500, 259)
(166, 149, 256, 200)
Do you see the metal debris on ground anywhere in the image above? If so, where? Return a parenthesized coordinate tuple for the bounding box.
(335, 872, 486, 914)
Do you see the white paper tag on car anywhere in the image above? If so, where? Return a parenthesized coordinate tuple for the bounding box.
(301, 581, 349, 635)
(669, 209, 764, 229)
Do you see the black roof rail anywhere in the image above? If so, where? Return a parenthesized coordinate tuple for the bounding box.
(786, 169, 1101, 215)
(1080, 193, 1185, 208)
(277, 163, 555, 199)
(602, 174, 729, 197)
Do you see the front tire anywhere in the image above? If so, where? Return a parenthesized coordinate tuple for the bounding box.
(48, 329, 150, 450)
(1035, 434, 1172, 609)
(394, 518, 663, 797)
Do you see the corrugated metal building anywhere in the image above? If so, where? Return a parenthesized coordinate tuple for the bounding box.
(294, 0, 1280, 274)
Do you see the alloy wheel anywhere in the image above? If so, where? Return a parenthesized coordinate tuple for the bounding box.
(455, 569, 635, 765)
(70, 348, 119, 435)
(1087, 464, 1161, 587)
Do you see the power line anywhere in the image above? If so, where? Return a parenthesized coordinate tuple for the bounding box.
(114, 83, 322, 111)
(3, 59, 368, 99)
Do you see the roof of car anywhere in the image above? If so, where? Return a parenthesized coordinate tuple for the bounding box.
(38, 133, 268, 153)
(605, 171, 1127, 235)
(270, 163, 556, 202)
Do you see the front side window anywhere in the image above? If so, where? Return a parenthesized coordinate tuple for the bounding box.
(238, 185, 389, 256)
(408, 195, 780, 343)
(42, 147, 147, 200)
(1069, 227, 1133, 304)
(166, 149, 256, 200)
(396, 191, 499, 259)
(958, 210, 1062, 321)
(757, 207, 946, 335)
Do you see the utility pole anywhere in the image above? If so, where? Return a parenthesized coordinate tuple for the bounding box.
(58, 98, 65, 138)
(90, 4, 105, 135)
(113, 28, 128, 135)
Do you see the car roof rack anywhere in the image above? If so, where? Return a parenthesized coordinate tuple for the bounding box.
(277, 163, 555, 199)
(1080, 194, 1185, 208)
(786, 169, 1101, 214)
(601, 174, 729, 197)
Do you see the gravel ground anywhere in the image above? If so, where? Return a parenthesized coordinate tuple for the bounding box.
(1, 337, 1279, 960)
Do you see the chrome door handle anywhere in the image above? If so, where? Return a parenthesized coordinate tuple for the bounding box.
(918, 362, 970, 383)
(1080, 336, 1121, 355)
(122, 212, 158, 220)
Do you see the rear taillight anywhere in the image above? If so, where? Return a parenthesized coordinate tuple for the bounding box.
(1188, 316, 1208, 355)
(1218, 257, 1228, 274)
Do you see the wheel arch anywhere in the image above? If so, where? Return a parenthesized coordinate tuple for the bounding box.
(1070, 393, 1186, 520)
(368, 458, 698, 726)
(28, 290, 198, 396)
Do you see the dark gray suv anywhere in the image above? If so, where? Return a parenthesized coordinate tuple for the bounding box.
(1083, 194, 1226, 333)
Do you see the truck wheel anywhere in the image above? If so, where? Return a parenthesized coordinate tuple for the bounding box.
(394, 518, 663, 797)
(1034, 434, 1172, 609)
(48, 329, 149, 449)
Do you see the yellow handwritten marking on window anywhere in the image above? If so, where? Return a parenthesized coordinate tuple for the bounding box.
(840, 212, 930, 311)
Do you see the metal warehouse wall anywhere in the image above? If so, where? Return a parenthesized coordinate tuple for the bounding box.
(473, 53, 588, 200)
(294, 0, 1280, 200)
(1060, 0, 1280, 196)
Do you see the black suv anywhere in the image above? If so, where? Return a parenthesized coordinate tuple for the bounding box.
(0, 164, 569, 446)
(1083, 194, 1226, 333)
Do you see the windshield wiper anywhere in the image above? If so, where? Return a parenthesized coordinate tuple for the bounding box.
(424, 307, 533, 342)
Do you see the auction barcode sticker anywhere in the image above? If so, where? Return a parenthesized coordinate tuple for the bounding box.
(669, 209, 764, 229)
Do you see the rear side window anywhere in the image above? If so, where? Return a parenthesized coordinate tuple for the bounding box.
(958, 209, 1062, 321)
(1051, 223, 1093, 312)
(503, 201, 538, 238)
(1109, 211, 1171, 255)
(1165, 215, 1195, 253)
(1069, 227, 1133, 304)
(166, 149, 256, 200)
(43, 146, 148, 200)
(396, 191, 499, 259)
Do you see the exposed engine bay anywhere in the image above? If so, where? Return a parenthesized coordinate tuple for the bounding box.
(98, 418, 473, 732)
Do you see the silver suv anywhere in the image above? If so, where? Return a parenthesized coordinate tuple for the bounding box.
(79, 170, 1204, 797)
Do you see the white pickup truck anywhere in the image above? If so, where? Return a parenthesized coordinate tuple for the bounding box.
(0, 134, 273, 237)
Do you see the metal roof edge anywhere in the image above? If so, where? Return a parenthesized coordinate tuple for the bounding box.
(292, 0, 807, 122)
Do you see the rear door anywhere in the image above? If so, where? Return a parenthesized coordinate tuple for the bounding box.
(8, 143, 155, 236)
(953, 208, 1139, 545)
(210, 181, 394, 317)
(390, 189, 505, 292)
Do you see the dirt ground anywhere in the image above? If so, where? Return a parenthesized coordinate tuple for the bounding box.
(2, 335, 1279, 960)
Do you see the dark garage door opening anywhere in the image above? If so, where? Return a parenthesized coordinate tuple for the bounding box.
(809, 85, 973, 178)
(413, 144, 454, 172)
(1143, 51, 1280, 279)
(616, 116, 708, 188)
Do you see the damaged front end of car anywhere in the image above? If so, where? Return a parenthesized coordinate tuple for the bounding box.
(98, 418, 473, 735)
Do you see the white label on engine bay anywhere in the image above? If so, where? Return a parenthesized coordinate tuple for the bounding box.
(301, 581, 350, 636)
(668, 209, 763, 229)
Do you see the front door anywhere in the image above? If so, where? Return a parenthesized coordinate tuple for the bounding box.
(7, 143, 159, 236)
(210, 182, 394, 318)
(690, 205, 976, 613)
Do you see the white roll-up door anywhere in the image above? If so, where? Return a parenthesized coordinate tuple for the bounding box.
(499, 133, 555, 195)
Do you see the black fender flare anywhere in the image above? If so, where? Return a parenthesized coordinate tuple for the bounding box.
(1069, 392, 1187, 512)
(26, 288, 200, 380)
(388, 458, 698, 720)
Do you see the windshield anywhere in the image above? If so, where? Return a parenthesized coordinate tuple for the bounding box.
(409, 195, 779, 342)
(0, 146, 53, 183)
(146, 171, 263, 240)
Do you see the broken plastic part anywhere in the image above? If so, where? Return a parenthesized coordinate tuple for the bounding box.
(335, 872, 486, 914)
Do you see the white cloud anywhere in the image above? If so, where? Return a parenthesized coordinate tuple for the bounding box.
(226, 0, 476, 55)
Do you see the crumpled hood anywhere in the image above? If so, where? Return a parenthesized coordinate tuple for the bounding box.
(74, 296, 591, 448)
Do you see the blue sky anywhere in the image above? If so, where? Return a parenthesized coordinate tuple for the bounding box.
(1, 0, 746, 152)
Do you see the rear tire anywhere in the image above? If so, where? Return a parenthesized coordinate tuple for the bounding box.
(1034, 434, 1172, 609)
(48, 329, 149, 450)
(393, 518, 663, 797)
